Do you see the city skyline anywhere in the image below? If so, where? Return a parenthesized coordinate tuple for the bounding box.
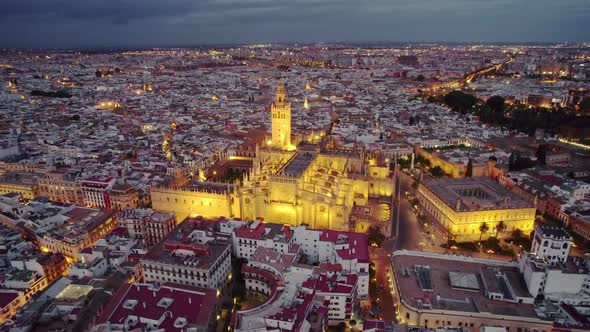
(1, 0, 589, 48)
(0, 14, 590, 330)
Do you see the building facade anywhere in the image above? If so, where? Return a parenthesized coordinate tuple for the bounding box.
(109, 182, 140, 210)
(37, 171, 83, 205)
(80, 176, 115, 209)
(119, 208, 177, 247)
(37, 207, 116, 260)
(140, 217, 232, 292)
(417, 177, 536, 241)
(530, 224, 572, 264)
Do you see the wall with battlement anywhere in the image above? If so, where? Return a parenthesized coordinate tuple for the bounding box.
(151, 187, 235, 220)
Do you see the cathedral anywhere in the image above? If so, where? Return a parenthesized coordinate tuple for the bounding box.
(151, 80, 394, 230)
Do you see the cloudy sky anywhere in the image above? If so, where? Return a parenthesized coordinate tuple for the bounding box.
(0, 0, 589, 48)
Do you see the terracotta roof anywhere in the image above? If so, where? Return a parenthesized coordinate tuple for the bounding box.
(98, 283, 215, 331)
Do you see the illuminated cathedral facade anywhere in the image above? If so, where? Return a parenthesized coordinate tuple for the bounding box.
(151, 80, 394, 230)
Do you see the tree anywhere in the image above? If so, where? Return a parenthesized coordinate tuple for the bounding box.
(479, 222, 490, 243)
(443, 90, 478, 114)
(485, 236, 500, 251)
(536, 144, 548, 165)
(495, 220, 507, 238)
(579, 98, 590, 113)
(54, 89, 72, 98)
(367, 226, 385, 247)
(465, 158, 473, 177)
(486, 95, 505, 113)
(508, 152, 518, 168)
(334, 322, 347, 332)
(446, 231, 457, 249)
(511, 228, 524, 240)
(349, 319, 357, 327)
(416, 74, 425, 81)
(431, 166, 444, 178)
(396, 157, 411, 169)
(95, 70, 102, 78)
(509, 152, 536, 171)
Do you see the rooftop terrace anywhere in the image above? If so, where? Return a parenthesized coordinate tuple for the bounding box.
(392, 251, 544, 320)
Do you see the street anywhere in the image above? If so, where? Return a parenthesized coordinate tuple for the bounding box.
(369, 169, 421, 322)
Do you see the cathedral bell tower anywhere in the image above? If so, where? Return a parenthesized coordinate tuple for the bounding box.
(270, 79, 292, 150)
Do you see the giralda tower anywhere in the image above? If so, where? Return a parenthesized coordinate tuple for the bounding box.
(270, 79, 292, 150)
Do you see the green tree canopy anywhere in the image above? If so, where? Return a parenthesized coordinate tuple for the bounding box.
(431, 166, 445, 178)
(486, 95, 505, 113)
(443, 90, 478, 114)
(479, 222, 490, 242)
(465, 158, 473, 177)
(367, 226, 386, 247)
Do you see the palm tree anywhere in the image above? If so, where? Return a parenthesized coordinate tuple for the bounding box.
(511, 228, 524, 240)
(479, 222, 490, 243)
(495, 221, 507, 239)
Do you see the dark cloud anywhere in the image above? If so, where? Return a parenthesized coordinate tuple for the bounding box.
(0, 0, 588, 47)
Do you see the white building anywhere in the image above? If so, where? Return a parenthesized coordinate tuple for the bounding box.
(530, 224, 573, 264)
(67, 247, 108, 279)
(519, 225, 590, 309)
(80, 176, 115, 209)
(230, 221, 370, 299)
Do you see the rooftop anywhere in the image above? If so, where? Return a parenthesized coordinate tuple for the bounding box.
(0, 289, 20, 308)
(422, 177, 533, 212)
(98, 282, 216, 331)
(535, 225, 572, 241)
(55, 284, 94, 300)
(392, 251, 544, 320)
(233, 220, 292, 242)
(142, 217, 230, 270)
(320, 229, 370, 263)
(280, 152, 314, 177)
